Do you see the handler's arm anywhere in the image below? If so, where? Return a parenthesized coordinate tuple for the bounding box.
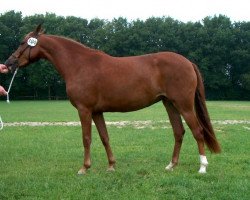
(0, 64, 8, 96)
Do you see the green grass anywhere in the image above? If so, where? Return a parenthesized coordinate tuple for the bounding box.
(0, 100, 79, 122)
(0, 101, 250, 199)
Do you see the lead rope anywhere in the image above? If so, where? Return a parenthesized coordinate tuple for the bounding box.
(0, 68, 18, 130)
(0, 116, 3, 130)
(7, 68, 18, 103)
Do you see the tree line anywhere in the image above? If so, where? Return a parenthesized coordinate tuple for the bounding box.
(0, 11, 249, 100)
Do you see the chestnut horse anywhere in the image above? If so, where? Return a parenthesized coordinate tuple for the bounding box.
(5, 25, 220, 174)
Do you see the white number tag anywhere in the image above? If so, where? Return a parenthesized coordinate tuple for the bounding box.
(27, 37, 38, 47)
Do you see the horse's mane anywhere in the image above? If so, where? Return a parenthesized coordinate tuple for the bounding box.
(46, 34, 106, 55)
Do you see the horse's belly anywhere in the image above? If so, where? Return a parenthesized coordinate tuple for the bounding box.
(96, 90, 163, 112)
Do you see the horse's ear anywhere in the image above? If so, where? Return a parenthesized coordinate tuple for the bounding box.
(34, 24, 43, 35)
(40, 29, 46, 34)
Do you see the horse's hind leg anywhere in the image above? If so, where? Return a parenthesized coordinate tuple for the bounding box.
(163, 100, 185, 171)
(181, 110, 208, 173)
(173, 95, 208, 173)
(92, 113, 116, 171)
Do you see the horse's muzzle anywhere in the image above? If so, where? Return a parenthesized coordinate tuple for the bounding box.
(4, 58, 18, 73)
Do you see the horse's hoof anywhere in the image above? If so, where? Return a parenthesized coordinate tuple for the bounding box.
(77, 168, 87, 175)
(165, 161, 175, 171)
(107, 166, 115, 172)
(165, 167, 174, 172)
(198, 164, 207, 174)
(198, 168, 207, 174)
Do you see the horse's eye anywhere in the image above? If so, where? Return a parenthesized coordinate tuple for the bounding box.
(20, 41, 25, 45)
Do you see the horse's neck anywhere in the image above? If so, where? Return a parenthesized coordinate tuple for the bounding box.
(40, 35, 91, 81)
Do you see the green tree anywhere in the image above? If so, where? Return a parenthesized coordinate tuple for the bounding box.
(0, 11, 23, 61)
(196, 15, 234, 98)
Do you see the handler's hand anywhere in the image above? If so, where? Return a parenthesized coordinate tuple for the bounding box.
(0, 86, 7, 96)
(0, 64, 8, 73)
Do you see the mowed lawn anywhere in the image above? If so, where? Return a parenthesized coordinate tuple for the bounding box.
(0, 101, 249, 199)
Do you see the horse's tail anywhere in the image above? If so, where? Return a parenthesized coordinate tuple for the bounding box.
(193, 63, 221, 153)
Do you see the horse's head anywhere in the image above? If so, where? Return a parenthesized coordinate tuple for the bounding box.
(5, 24, 44, 73)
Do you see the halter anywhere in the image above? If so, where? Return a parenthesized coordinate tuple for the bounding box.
(10, 37, 38, 66)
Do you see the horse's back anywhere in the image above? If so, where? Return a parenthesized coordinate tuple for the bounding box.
(115, 51, 197, 93)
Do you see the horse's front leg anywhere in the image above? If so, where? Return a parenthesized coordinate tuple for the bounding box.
(92, 113, 116, 171)
(77, 108, 92, 175)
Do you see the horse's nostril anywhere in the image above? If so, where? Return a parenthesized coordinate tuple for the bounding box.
(4, 60, 9, 66)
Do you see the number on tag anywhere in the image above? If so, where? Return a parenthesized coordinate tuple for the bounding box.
(27, 37, 38, 47)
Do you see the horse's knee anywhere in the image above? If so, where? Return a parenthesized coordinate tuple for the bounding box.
(83, 136, 91, 147)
